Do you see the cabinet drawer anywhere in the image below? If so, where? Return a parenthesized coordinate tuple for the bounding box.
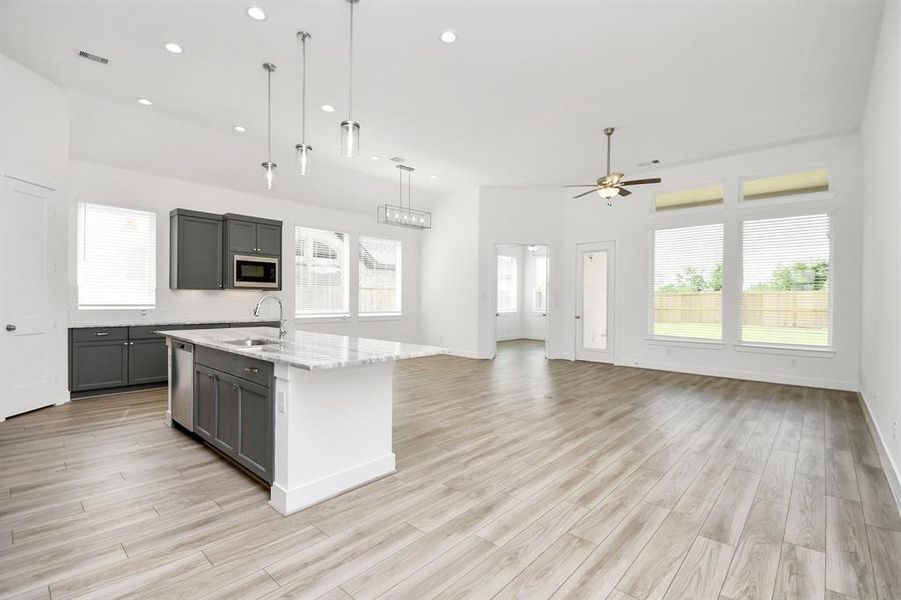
(130, 323, 225, 339)
(195, 346, 236, 373)
(72, 327, 128, 342)
(233, 355, 273, 387)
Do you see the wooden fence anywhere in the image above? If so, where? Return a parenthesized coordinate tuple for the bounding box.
(655, 291, 829, 328)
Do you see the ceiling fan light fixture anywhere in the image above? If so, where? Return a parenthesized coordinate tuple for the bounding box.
(597, 187, 620, 199)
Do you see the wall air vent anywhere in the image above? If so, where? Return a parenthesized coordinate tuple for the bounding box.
(389, 156, 406, 163)
(75, 49, 110, 65)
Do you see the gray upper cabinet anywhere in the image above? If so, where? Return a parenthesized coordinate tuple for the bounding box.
(224, 214, 282, 256)
(170, 209, 223, 290)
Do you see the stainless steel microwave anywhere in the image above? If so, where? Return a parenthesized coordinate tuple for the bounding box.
(233, 254, 279, 288)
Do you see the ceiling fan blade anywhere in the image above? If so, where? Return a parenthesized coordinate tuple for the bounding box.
(620, 177, 662, 186)
(572, 188, 599, 199)
(617, 187, 632, 197)
(563, 184, 600, 188)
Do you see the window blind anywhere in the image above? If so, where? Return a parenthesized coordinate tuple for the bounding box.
(497, 255, 517, 313)
(359, 236, 402, 315)
(741, 214, 830, 346)
(533, 255, 548, 312)
(295, 226, 349, 317)
(743, 169, 829, 201)
(77, 202, 156, 309)
(655, 184, 724, 211)
(651, 223, 724, 340)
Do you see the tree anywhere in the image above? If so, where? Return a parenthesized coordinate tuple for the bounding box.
(657, 264, 723, 293)
(751, 260, 829, 291)
(708, 263, 723, 291)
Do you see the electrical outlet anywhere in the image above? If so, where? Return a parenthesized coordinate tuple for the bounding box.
(277, 391, 287, 414)
(893, 419, 898, 441)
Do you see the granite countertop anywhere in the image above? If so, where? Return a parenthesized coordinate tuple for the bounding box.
(157, 327, 446, 371)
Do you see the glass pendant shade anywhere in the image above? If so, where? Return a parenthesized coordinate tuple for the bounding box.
(295, 144, 312, 176)
(261, 161, 277, 190)
(597, 186, 619, 199)
(340, 120, 360, 157)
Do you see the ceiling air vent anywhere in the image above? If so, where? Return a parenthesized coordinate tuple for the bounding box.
(638, 159, 660, 168)
(75, 49, 110, 65)
(389, 156, 406, 163)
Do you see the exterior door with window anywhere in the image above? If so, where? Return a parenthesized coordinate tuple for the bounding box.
(575, 241, 615, 363)
(1, 177, 61, 418)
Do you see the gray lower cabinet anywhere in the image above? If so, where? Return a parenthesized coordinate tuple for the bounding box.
(127, 338, 168, 385)
(71, 340, 129, 391)
(193, 348, 274, 483)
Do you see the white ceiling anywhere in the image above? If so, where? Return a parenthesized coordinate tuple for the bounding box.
(0, 0, 883, 213)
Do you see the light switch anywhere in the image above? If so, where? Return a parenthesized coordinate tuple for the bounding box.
(277, 391, 287, 414)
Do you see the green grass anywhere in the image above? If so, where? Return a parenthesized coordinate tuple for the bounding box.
(653, 323, 828, 346)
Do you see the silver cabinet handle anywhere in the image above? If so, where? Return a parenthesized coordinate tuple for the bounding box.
(5, 324, 15, 331)
(244, 367, 260, 374)
(123, 342, 129, 346)
(95, 331, 110, 336)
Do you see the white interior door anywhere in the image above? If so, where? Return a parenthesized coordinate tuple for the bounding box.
(575, 241, 615, 363)
(1, 176, 60, 418)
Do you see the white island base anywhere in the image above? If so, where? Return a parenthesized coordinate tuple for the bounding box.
(270, 360, 395, 515)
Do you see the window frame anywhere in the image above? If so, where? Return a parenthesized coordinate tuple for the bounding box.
(76, 201, 158, 311)
(357, 234, 403, 318)
(736, 208, 835, 352)
(496, 254, 518, 315)
(647, 220, 727, 344)
(294, 224, 351, 320)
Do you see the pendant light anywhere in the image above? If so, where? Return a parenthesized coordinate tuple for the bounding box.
(261, 62, 277, 190)
(340, 0, 360, 157)
(377, 165, 432, 230)
(294, 32, 312, 176)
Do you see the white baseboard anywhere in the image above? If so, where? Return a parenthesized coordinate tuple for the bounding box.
(269, 453, 396, 516)
(496, 335, 546, 342)
(614, 357, 858, 392)
(445, 348, 482, 359)
(857, 390, 901, 516)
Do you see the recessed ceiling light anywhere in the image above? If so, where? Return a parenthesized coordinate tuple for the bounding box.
(440, 31, 457, 44)
(430, 174, 440, 179)
(137, 97, 153, 106)
(370, 155, 380, 161)
(320, 104, 335, 113)
(163, 41, 183, 54)
(234, 125, 247, 133)
(246, 6, 266, 21)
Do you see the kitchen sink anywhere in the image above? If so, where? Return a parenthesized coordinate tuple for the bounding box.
(225, 338, 281, 348)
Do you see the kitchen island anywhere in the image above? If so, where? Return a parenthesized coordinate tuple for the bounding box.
(158, 327, 443, 515)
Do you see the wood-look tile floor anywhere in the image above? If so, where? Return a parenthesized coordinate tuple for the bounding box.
(2, 340, 900, 599)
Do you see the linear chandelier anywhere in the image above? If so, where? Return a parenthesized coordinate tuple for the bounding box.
(378, 165, 431, 230)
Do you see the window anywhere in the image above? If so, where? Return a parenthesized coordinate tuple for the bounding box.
(295, 226, 349, 317)
(741, 214, 830, 347)
(359, 236, 402, 315)
(77, 202, 156, 309)
(652, 223, 724, 340)
(532, 255, 548, 312)
(497, 255, 517, 313)
(743, 168, 829, 202)
(655, 184, 724, 211)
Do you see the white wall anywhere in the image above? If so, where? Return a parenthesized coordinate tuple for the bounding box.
(475, 135, 862, 389)
(859, 1, 901, 500)
(418, 187, 481, 357)
(0, 54, 69, 412)
(68, 161, 423, 343)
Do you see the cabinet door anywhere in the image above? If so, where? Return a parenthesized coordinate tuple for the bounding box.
(177, 216, 223, 289)
(194, 366, 217, 441)
(227, 220, 257, 254)
(236, 380, 273, 482)
(127, 338, 168, 385)
(255, 223, 281, 256)
(71, 341, 129, 392)
(214, 373, 240, 454)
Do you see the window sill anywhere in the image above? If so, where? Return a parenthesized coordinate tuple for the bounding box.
(734, 343, 835, 358)
(294, 314, 351, 324)
(645, 336, 726, 350)
(358, 313, 403, 322)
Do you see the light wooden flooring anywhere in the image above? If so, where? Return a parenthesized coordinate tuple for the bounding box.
(1, 339, 900, 599)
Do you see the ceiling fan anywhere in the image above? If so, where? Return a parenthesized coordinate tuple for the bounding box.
(565, 127, 662, 204)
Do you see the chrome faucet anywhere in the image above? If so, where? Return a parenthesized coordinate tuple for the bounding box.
(253, 294, 288, 340)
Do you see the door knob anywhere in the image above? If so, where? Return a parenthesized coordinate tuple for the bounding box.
(5, 324, 15, 331)
(575, 315, 581, 320)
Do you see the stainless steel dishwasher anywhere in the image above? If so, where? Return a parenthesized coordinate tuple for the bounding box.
(171, 341, 194, 430)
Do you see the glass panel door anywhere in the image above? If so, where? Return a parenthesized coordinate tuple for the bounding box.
(576, 241, 615, 362)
